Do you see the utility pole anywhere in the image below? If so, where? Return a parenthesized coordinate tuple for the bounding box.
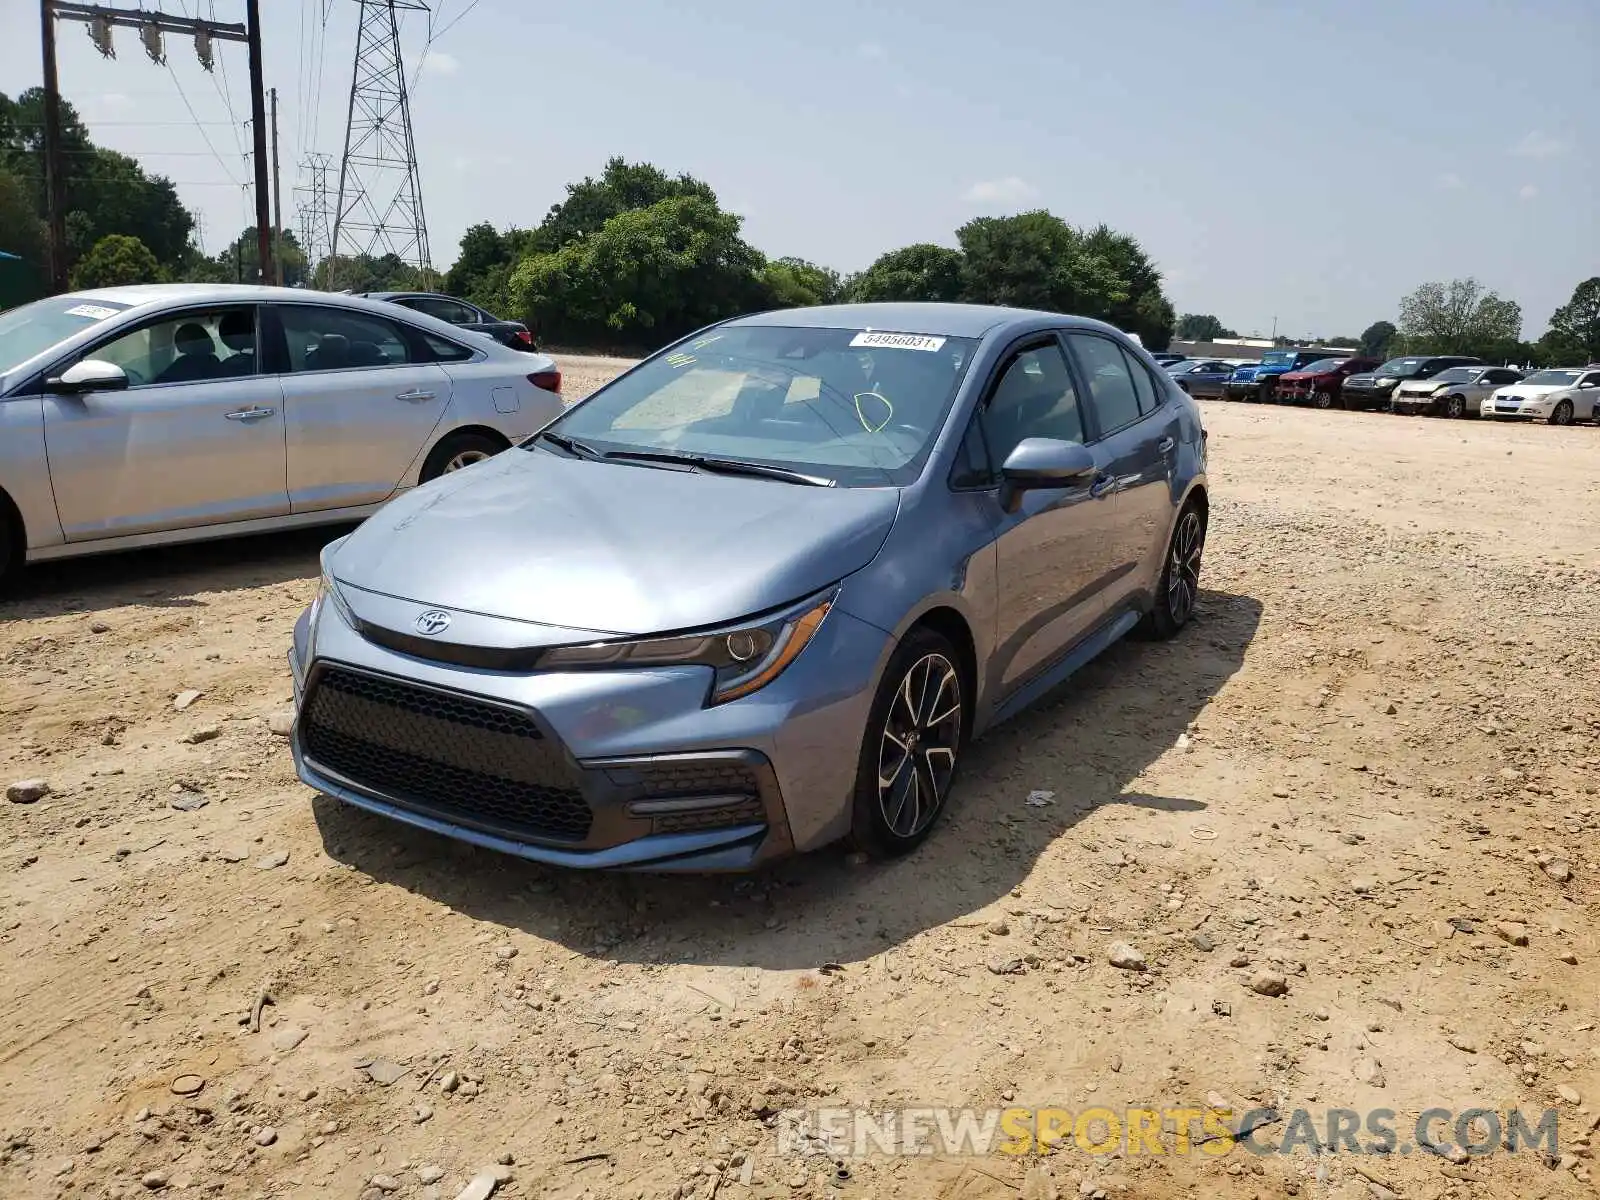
(244, 0, 272, 285)
(39, 0, 69, 292)
(269, 86, 282, 285)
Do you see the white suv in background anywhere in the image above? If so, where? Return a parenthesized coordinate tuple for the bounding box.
(1483, 367, 1600, 425)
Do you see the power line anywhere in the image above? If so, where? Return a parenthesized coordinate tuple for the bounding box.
(163, 59, 243, 185)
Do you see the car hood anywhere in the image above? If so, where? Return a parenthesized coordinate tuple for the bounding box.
(328, 448, 902, 636)
(1395, 378, 1449, 392)
(1495, 384, 1563, 399)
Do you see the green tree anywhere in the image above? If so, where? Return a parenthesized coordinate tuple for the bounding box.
(0, 167, 47, 305)
(70, 233, 158, 289)
(760, 257, 842, 308)
(196, 226, 308, 286)
(444, 221, 510, 296)
(1396, 278, 1521, 359)
(955, 211, 1123, 316)
(312, 252, 426, 293)
(1176, 313, 1235, 341)
(0, 89, 195, 279)
(844, 244, 964, 303)
(511, 193, 766, 350)
(1359, 320, 1396, 358)
(1079, 224, 1174, 348)
(1538, 277, 1600, 364)
(533, 157, 718, 253)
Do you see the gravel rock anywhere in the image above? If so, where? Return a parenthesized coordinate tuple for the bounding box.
(369, 1174, 400, 1192)
(1543, 859, 1572, 883)
(254, 1127, 277, 1146)
(141, 1170, 168, 1189)
(453, 1173, 499, 1200)
(1556, 1084, 1581, 1104)
(6, 779, 50, 804)
(417, 1165, 446, 1184)
(169, 793, 208, 812)
(439, 1071, 461, 1093)
(1191, 932, 1216, 953)
(270, 1024, 308, 1052)
(1246, 971, 1288, 997)
(173, 689, 202, 711)
(1106, 942, 1147, 971)
(987, 919, 1010, 936)
(1447, 1033, 1478, 1054)
(987, 957, 1025, 976)
(169, 1074, 205, 1096)
(1352, 1056, 1386, 1087)
(181, 725, 221, 745)
(266, 711, 295, 737)
(1493, 921, 1529, 946)
(255, 850, 290, 870)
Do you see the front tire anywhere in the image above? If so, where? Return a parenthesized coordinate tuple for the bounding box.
(1137, 502, 1206, 640)
(1314, 389, 1337, 411)
(419, 432, 506, 482)
(1444, 394, 1467, 419)
(849, 629, 968, 859)
(1549, 399, 1574, 427)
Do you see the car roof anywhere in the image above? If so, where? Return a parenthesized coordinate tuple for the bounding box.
(65, 282, 411, 313)
(726, 302, 1127, 341)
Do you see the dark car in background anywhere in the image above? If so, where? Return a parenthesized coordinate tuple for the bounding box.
(1166, 358, 1236, 398)
(361, 292, 537, 352)
(1340, 354, 1483, 412)
(1151, 353, 1187, 367)
(1275, 356, 1380, 409)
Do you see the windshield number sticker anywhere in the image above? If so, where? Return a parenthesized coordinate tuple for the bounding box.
(850, 330, 946, 353)
(64, 303, 119, 320)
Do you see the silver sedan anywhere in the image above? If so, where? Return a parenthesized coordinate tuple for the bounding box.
(0, 284, 565, 585)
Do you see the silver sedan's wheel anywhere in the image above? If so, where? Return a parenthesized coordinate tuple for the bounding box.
(1550, 399, 1573, 427)
(1166, 509, 1203, 626)
(877, 653, 962, 839)
(444, 448, 492, 473)
(1445, 394, 1466, 419)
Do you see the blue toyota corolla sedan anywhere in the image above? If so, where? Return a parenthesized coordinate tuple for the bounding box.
(290, 303, 1209, 871)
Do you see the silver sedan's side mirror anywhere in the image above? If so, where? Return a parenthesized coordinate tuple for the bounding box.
(46, 359, 130, 394)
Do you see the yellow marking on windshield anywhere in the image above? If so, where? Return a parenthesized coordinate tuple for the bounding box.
(665, 352, 697, 369)
(854, 391, 893, 434)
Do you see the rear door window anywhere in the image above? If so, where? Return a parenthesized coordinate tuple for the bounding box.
(277, 305, 412, 372)
(1064, 333, 1142, 434)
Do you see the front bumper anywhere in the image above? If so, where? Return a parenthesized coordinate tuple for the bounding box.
(287, 597, 889, 871)
(1341, 386, 1395, 409)
(1390, 390, 1443, 414)
(1222, 380, 1261, 399)
(1482, 400, 1549, 419)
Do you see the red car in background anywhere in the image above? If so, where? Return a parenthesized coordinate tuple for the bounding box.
(1276, 356, 1381, 409)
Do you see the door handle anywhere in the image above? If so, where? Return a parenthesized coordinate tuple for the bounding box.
(395, 389, 437, 402)
(1157, 436, 1175, 454)
(1089, 473, 1116, 499)
(225, 406, 275, 421)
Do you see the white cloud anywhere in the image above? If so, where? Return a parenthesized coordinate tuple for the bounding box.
(857, 42, 886, 60)
(423, 51, 459, 76)
(1518, 183, 1539, 200)
(1511, 130, 1564, 159)
(962, 176, 1039, 206)
(97, 92, 133, 111)
(1437, 171, 1463, 190)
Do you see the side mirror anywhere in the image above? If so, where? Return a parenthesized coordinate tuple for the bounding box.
(1580, 381, 1598, 390)
(999, 438, 1097, 510)
(46, 359, 130, 394)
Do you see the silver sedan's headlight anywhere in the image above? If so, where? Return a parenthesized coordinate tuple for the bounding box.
(540, 591, 835, 704)
(314, 538, 357, 628)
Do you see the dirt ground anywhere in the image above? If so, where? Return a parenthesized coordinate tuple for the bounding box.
(2, 363, 1597, 1200)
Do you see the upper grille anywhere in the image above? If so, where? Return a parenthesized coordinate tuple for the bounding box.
(301, 666, 592, 842)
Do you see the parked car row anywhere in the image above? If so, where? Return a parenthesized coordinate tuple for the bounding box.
(1164, 349, 1600, 425)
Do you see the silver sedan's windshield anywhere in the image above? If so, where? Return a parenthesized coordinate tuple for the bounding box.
(543, 325, 979, 486)
(0, 295, 133, 375)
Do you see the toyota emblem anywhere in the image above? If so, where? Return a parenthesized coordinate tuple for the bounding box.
(414, 609, 452, 636)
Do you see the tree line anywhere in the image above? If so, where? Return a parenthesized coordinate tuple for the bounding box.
(5, 98, 1593, 366)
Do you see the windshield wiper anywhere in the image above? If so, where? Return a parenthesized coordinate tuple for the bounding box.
(600, 448, 834, 487)
(534, 429, 602, 460)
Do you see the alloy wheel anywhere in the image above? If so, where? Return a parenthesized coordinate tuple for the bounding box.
(1314, 390, 1334, 410)
(877, 653, 962, 839)
(444, 449, 492, 472)
(1167, 509, 1204, 625)
(1551, 400, 1573, 427)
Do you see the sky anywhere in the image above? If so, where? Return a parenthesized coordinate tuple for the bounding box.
(4, 0, 1596, 339)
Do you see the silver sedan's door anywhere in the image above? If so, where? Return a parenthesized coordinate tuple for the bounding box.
(42, 305, 289, 540)
(273, 303, 454, 513)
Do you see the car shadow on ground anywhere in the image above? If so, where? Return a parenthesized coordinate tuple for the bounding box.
(0, 525, 356, 620)
(313, 588, 1262, 970)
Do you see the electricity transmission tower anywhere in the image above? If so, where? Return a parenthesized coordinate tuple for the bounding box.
(293, 152, 335, 273)
(330, 0, 432, 288)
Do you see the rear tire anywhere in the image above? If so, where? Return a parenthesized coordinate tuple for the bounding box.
(1137, 501, 1206, 641)
(849, 628, 969, 859)
(1549, 399, 1574, 427)
(419, 432, 506, 482)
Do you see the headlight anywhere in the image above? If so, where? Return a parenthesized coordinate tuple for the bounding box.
(540, 592, 834, 704)
(1376, 377, 1397, 386)
(315, 538, 356, 628)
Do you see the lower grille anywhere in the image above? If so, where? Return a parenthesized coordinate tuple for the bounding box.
(301, 666, 593, 842)
(625, 759, 763, 800)
(653, 800, 765, 835)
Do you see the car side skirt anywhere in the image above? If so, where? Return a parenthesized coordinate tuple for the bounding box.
(24, 500, 393, 562)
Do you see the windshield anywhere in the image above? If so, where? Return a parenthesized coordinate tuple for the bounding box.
(1375, 357, 1427, 378)
(0, 295, 133, 375)
(1431, 367, 1480, 384)
(1522, 369, 1581, 387)
(1260, 350, 1298, 366)
(542, 324, 980, 486)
